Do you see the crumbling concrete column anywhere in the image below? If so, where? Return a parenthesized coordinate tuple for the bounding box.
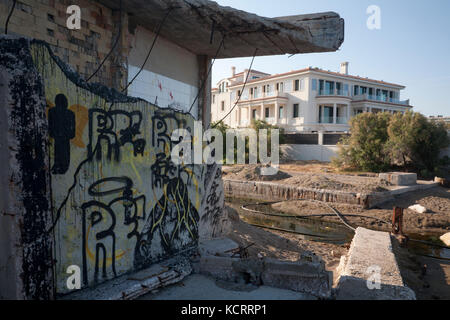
(0, 37, 54, 300)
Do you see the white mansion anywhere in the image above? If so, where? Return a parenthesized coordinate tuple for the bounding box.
(211, 63, 412, 132)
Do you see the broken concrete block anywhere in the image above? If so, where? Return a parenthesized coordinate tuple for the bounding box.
(261, 258, 331, 298)
(379, 172, 417, 186)
(434, 177, 450, 188)
(440, 233, 450, 247)
(408, 204, 428, 214)
(336, 228, 416, 300)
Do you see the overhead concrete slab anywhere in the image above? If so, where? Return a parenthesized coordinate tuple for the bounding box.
(97, 0, 344, 58)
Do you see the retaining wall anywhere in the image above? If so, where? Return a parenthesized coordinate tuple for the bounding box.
(223, 178, 439, 208)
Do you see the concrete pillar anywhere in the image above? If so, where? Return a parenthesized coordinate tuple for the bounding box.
(247, 107, 251, 125)
(237, 107, 241, 126)
(261, 105, 265, 121)
(346, 103, 351, 120)
(318, 105, 322, 123)
(333, 103, 337, 124)
(318, 131, 324, 145)
(275, 102, 279, 124)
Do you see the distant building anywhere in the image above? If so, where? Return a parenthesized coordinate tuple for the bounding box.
(211, 63, 412, 132)
(429, 116, 450, 127)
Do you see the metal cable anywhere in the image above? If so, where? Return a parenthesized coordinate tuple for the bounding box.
(210, 48, 258, 129)
(4, 0, 17, 35)
(122, 7, 174, 93)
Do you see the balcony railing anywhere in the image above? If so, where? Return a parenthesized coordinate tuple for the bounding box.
(353, 94, 410, 105)
(317, 89, 350, 97)
(318, 116, 349, 124)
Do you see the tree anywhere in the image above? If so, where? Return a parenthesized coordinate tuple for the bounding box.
(333, 112, 391, 172)
(332, 111, 450, 176)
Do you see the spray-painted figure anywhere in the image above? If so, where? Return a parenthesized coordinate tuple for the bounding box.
(134, 155, 199, 269)
(48, 94, 75, 174)
(134, 113, 198, 269)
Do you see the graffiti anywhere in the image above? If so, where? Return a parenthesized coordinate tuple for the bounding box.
(134, 114, 198, 268)
(48, 93, 75, 174)
(81, 177, 146, 285)
(88, 108, 146, 161)
(28, 41, 205, 294)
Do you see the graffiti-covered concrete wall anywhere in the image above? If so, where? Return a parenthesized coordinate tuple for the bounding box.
(0, 37, 225, 298)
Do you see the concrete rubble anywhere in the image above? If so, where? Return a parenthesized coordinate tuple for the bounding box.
(408, 204, 428, 214)
(440, 232, 450, 247)
(379, 172, 417, 186)
(61, 256, 193, 300)
(335, 227, 416, 300)
(193, 238, 332, 299)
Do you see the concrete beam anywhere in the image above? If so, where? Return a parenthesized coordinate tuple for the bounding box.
(335, 228, 416, 300)
(96, 0, 344, 58)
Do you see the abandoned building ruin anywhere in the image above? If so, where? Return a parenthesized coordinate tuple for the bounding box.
(0, 0, 344, 299)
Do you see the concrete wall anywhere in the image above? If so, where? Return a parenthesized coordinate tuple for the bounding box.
(127, 26, 200, 119)
(281, 144, 340, 162)
(0, 37, 224, 298)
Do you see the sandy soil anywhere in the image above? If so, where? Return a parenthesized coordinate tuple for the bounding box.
(222, 164, 391, 193)
(224, 204, 348, 279)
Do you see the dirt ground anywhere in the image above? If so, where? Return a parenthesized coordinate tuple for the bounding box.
(224, 203, 348, 282)
(222, 164, 392, 193)
(225, 201, 450, 299)
(223, 161, 450, 299)
(392, 238, 450, 300)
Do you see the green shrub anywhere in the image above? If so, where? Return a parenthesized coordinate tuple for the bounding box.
(333, 112, 391, 172)
(332, 111, 450, 175)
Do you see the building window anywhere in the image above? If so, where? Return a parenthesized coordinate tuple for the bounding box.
(354, 85, 359, 96)
(336, 82, 342, 95)
(293, 104, 299, 118)
(294, 79, 300, 91)
(252, 109, 257, 119)
(312, 79, 317, 91)
(319, 106, 334, 124)
(276, 82, 284, 92)
(344, 84, 349, 96)
(265, 107, 270, 118)
(221, 101, 225, 111)
(279, 106, 284, 118)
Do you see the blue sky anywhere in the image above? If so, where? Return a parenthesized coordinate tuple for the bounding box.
(212, 0, 450, 116)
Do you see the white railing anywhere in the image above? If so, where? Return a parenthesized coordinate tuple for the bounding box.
(353, 94, 409, 105)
